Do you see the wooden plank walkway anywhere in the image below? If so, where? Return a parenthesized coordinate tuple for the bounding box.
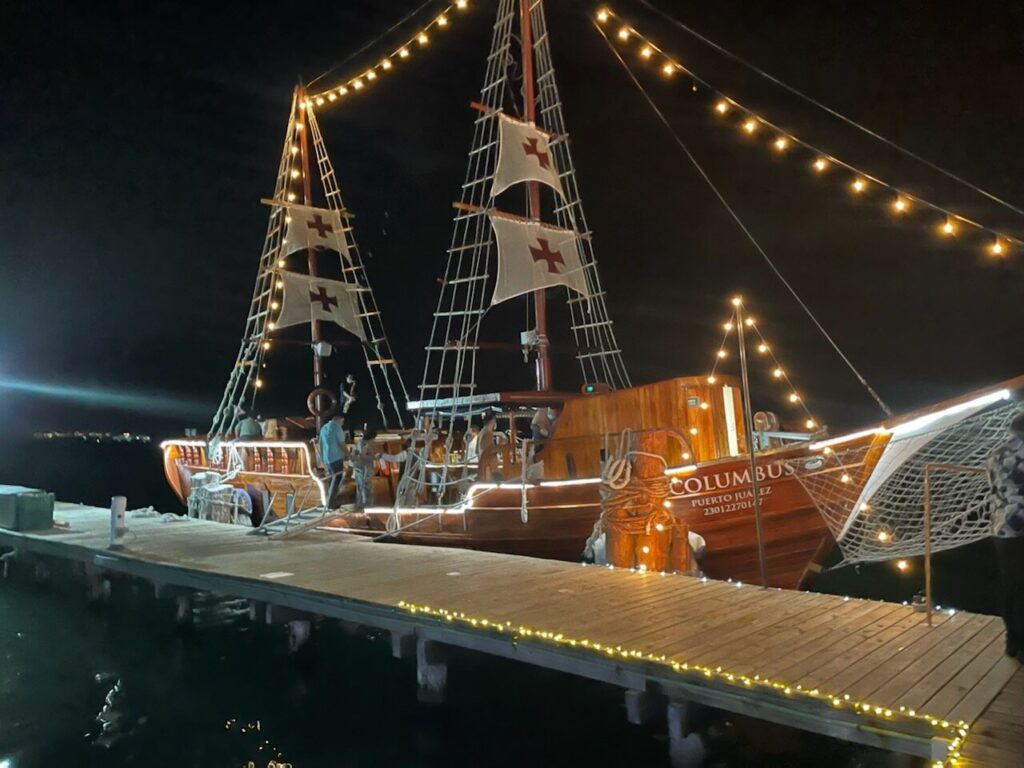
(960, 666, 1024, 766)
(1, 502, 1020, 765)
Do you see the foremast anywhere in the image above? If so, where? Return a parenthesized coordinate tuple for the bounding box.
(209, 88, 409, 439)
(399, 0, 629, 507)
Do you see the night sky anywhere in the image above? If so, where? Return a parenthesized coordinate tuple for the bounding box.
(3, 0, 1022, 437)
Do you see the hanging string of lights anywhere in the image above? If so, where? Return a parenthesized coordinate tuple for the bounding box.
(304, 0, 470, 108)
(704, 297, 820, 432)
(595, 7, 1016, 260)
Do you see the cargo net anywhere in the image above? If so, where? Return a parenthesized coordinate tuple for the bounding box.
(794, 399, 1019, 568)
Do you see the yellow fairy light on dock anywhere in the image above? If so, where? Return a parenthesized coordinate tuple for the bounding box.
(338, 86, 348, 96)
(744, 316, 754, 326)
(789, 392, 800, 402)
(773, 367, 784, 378)
(437, 14, 449, 27)
(327, 92, 337, 102)
(315, 97, 324, 106)
(757, 343, 769, 353)
(941, 218, 956, 236)
(662, 62, 675, 76)
(892, 196, 908, 213)
(365, 70, 377, 81)
(418, 32, 429, 45)
(353, 79, 364, 90)
(640, 45, 652, 59)
(617, 27, 630, 41)
(990, 239, 1006, 256)
(851, 178, 866, 193)
(381, 59, 392, 70)
(723, 321, 734, 331)
(399, 47, 410, 59)
(742, 119, 757, 134)
(896, 559, 909, 572)
(597, 8, 610, 22)
(717, 350, 727, 358)
(813, 157, 829, 172)
(773, 136, 789, 152)
(715, 100, 730, 115)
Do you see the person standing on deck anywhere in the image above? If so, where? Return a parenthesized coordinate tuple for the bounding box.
(235, 408, 262, 440)
(988, 410, 1024, 661)
(319, 414, 348, 509)
(351, 427, 378, 510)
(477, 414, 500, 482)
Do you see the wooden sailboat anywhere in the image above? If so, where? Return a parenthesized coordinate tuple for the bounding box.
(162, 0, 1022, 592)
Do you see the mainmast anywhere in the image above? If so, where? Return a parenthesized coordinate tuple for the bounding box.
(520, 0, 550, 392)
(296, 85, 327, 431)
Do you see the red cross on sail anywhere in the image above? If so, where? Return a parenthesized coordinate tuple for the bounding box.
(487, 214, 590, 306)
(280, 202, 351, 262)
(490, 113, 564, 199)
(273, 270, 365, 341)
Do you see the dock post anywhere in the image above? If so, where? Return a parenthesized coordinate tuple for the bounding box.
(391, 630, 417, 659)
(175, 594, 193, 625)
(416, 639, 448, 704)
(624, 688, 663, 725)
(286, 620, 312, 652)
(83, 563, 110, 602)
(667, 699, 706, 768)
(109, 495, 127, 549)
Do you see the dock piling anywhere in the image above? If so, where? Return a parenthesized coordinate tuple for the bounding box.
(416, 639, 448, 704)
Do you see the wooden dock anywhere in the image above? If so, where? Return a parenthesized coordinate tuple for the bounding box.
(2, 502, 1021, 766)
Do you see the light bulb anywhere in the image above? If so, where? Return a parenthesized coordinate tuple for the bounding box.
(700, 402, 709, 410)
(270, 301, 279, 310)
(941, 218, 956, 236)
(877, 530, 890, 542)
(277, 259, 285, 268)
(851, 178, 866, 193)
(706, 375, 716, 384)
(892, 197, 908, 213)
(254, 378, 263, 388)
(641, 46, 652, 59)
(896, 559, 909, 572)
(295, 122, 304, 131)
(262, 341, 271, 350)
(399, 48, 410, 58)
(315, 97, 324, 106)
(689, 427, 698, 435)
(617, 27, 630, 41)
(789, 392, 800, 402)
(662, 62, 675, 76)
(742, 119, 757, 133)
(717, 350, 727, 359)
(353, 79, 364, 90)
(840, 473, 850, 483)
(418, 32, 429, 45)
(714, 100, 730, 115)
(813, 157, 828, 172)
(731, 295, 743, 306)
(381, 59, 392, 70)
(805, 419, 816, 429)
(757, 343, 769, 353)
(365, 70, 377, 81)
(290, 145, 299, 155)
(338, 86, 348, 95)
(773, 367, 783, 378)
(436, 14, 448, 27)
(327, 92, 337, 102)
(990, 239, 1005, 256)
(774, 136, 789, 151)
(744, 317, 754, 326)
(597, 8, 609, 22)
(290, 169, 300, 178)
(456, 0, 468, 8)
(723, 321, 733, 331)
(286, 192, 296, 201)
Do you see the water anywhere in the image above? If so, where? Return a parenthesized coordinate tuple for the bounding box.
(3, 439, 993, 767)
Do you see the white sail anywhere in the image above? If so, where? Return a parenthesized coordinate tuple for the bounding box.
(281, 203, 351, 261)
(491, 113, 564, 199)
(275, 270, 365, 341)
(488, 215, 590, 306)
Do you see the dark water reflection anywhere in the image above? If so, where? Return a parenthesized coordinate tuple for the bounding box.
(0, 440, 982, 766)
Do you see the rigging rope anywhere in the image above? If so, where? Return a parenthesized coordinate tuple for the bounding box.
(594, 21, 893, 417)
(306, 0, 437, 89)
(634, 0, 1024, 223)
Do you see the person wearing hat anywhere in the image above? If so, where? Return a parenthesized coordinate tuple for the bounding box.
(988, 410, 1024, 661)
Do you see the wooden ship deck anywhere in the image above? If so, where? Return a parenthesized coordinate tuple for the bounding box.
(2, 500, 1020, 765)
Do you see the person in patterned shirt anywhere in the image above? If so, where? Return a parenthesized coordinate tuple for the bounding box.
(988, 410, 1024, 660)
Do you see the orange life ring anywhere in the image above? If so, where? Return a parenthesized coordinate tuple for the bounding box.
(307, 387, 338, 419)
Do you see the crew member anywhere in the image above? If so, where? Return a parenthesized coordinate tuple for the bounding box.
(351, 427, 378, 510)
(319, 413, 348, 508)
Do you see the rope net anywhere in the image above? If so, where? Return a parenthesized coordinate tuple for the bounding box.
(794, 397, 1018, 567)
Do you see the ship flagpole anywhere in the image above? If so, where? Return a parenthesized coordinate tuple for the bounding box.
(734, 296, 770, 588)
(296, 85, 328, 431)
(520, 0, 551, 392)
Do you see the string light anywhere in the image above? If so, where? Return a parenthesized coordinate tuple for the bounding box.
(706, 375, 716, 384)
(773, 367, 784, 378)
(757, 343, 769, 353)
(394, 598, 970, 763)
(640, 45, 652, 59)
(717, 349, 727, 359)
(307, 2, 467, 106)
(262, 341, 271, 350)
(896, 559, 909, 572)
(617, 27, 630, 41)
(805, 419, 816, 429)
(595, 5, 1020, 264)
